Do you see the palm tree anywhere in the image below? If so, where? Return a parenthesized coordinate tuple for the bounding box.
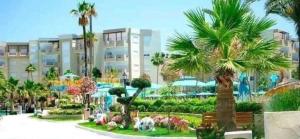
(45, 66, 59, 81)
(25, 64, 37, 80)
(265, 0, 300, 79)
(168, 0, 290, 131)
(87, 3, 97, 77)
(71, 1, 90, 77)
(151, 52, 165, 84)
(3, 77, 19, 111)
(24, 80, 36, 107)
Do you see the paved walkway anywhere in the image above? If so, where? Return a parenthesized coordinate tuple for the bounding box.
(0, 114, 116, 139)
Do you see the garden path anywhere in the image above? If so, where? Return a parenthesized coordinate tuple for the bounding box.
(0, 114, 116, 139)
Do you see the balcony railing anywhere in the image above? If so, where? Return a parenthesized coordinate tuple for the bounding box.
(116, 55, 128, 61)
(116, 40, 128, 48)
(105, 56, 116, 61)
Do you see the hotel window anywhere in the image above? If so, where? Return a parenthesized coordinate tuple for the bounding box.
(116, 32, 122, 41)
(104, 34, 109, 41)
(122, 32, 127, 41)
(0, 60, 4, 67)
(109, 33, 116, 41)
(0, 49, 4, 56)
(20, 48, 28, 56)
(8, 48, 17, 56)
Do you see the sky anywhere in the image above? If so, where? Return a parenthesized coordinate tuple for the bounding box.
(0, 0, 297, 51)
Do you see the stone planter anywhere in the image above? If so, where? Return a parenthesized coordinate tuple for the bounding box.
(264, 111, 300, 139)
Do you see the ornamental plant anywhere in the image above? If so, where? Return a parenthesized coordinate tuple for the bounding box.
(108, 78, 151, 129)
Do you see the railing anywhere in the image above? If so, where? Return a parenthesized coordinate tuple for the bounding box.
(116, 55, 128, 61)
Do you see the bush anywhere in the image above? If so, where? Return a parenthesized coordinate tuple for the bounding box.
(236, 102, 263, 114)
(48, 109, 82, 115)
(60, 103, 83, 109)
(267, 89, 300, 112)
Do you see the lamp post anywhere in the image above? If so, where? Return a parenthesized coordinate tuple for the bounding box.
(122, 72, 128, 97)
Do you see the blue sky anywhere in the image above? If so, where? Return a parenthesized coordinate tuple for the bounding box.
(0, 0, 296, 51)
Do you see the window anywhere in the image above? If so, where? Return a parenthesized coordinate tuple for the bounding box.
(109, 33, 116, 41)
(0, 49, 4, 56)
(9, 48, 17, 56)
(20, 48, 28, 56)
(0, 60, 4, 67)
(117, 32, 122, 41)
(104, 34, 109, 41)
(122, 32, 127, 41)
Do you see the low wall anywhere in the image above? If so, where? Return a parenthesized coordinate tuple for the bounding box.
(264, 111, 300, 139)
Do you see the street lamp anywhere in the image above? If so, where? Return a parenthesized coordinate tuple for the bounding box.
(122, 72, 128, 97)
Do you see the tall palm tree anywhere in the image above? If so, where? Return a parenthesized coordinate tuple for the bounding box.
(24, 80, 36, 106)
(25, 64, 37, 80)
(71, 1, 90, 77)
(2, 77, 19, 111)
(87, 3, 97, 77)
(168, 0, 290, 131)
(151, 52, 165, 84)
(265, 0, 300, 79)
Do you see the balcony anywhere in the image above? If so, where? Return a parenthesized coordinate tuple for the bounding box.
(19, 52, 28, 56)
(8, 52, 17, 56)
(105, 41, 116, 48)
(116, 40, 128, 48)
(105, 56, 116, 62)
(116, 54, 128, 61)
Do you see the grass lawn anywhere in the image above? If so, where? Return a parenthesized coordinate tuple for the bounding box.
(31, 114, 82, 122)
(79, 122, 196, 137)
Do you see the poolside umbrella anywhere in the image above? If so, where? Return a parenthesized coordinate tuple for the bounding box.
(91, 88, 110, 98)
(147, 83, 162, 90)
(204, 80, 239, 87)
(172, 80, 205, 87)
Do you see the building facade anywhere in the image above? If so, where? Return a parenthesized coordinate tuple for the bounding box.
(0, 28, 162, 83)
(262, 29, 299, 76)
(96, 28, 162, 82)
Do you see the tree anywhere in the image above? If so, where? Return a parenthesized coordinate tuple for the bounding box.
(265, 0, 300, 79)
(105, 68, 119, 83)
(151, 52, 165, 84)
(25, 64, 37, 80)
(168, 0, 290, 131)
(92, 67, 102, 79)
(24, 80, 37, 106)
(160, 61, 180, 83)
(140, 73, 151, 81)
(1, 77, 19, 111)
(71, 1, 90, 77)
(109, 78, 151, 129)
(45, 66, 59, 81)
(87, 3, 97, 77)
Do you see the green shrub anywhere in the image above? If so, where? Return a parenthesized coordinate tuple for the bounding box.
(49, 109, 82, 115)
(267, 89, 300, 112)
(236, 102, 263, 114)
(60, 103, 83, 109)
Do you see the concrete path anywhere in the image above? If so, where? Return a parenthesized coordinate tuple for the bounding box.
(0, 114, 116, 139)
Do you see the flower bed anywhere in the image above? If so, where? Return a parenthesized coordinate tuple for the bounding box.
(79, 122, 195, 137)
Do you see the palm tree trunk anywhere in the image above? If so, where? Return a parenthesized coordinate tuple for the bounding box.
(216, 73, 236, 131)
(89, 15, 93, 78)
(10, 93, 14, 112)
(297, 26, 300, 80)
(83, 25, 88, 77)
(157, 66, 159, 84)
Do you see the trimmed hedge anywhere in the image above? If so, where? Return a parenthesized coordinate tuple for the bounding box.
(110, 97, 263, 114)
(60, 103, 84, 109)
(48, 109, 82, 115)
